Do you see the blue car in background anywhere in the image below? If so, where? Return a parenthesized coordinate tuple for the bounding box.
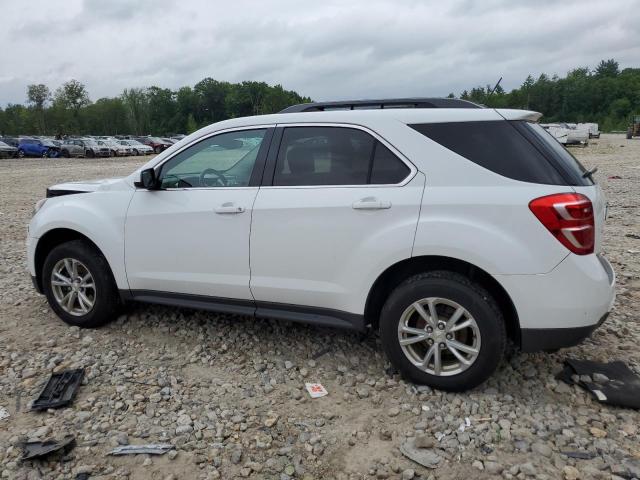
(17, 138, 60, 158)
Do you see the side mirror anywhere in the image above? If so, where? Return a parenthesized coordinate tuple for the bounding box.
(134, 168, 158, 189)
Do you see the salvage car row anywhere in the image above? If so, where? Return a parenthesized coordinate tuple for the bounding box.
(0, 134, 186, 158)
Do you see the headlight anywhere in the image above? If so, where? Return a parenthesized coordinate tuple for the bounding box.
(33, 198, 47, 216)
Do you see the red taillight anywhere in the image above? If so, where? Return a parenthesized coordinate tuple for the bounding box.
(529, 193, 594, 255)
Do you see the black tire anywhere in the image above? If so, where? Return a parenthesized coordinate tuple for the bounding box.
(17, 149, 25, 158)
(379, 271, 506, 391)
(133, 149, 139, 156)
(627, 129, 633, 140)
(154, 146, 161, 154)
(86, 149, 95, 158)
(62, 150, 70, 158)
(41, 149, 49, 158)
(42, 240, 121, 328)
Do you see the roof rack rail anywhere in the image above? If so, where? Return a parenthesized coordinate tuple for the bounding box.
(279, 98, 481, 113)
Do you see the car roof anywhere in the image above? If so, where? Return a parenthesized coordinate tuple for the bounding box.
(189, 107, 542, 137)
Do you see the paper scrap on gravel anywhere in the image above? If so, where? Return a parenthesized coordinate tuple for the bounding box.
(305, 383, 328, 398)
(0, 407, 9, 421)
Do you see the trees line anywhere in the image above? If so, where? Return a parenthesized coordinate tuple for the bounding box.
(453, 59, 639, 132)
(0, 79, 310, 136)
(1, 59, 637, 136)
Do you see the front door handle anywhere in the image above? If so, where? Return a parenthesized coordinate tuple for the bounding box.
(352, 197, 392, 210)
(215, 202, 245, 214)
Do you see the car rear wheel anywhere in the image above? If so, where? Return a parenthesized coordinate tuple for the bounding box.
(379, 271, 506, 391)
(62, 150, 70, 158)
(42, 240, 121, 328)
(41, 150, 48, 158)
(133, 149, 139, 156)
(17, 149, 25, 158)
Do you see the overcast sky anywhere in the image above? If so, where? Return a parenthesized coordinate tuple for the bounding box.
(1, 0, 639, 106)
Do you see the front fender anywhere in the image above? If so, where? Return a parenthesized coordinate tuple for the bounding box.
(30, 190, 134, 289)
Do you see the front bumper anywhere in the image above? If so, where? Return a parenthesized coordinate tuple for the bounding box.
(495, 253, 615, 352)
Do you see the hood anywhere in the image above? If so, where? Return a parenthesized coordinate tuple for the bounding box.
(47, 177, 129, 194)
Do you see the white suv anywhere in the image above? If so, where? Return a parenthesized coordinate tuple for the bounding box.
(27, 98, 615, 391)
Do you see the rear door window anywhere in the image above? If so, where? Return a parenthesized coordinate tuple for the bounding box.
(272, 126, 411, 186)
(410, 121, 568, 185)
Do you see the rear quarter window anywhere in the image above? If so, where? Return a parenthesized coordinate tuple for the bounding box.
(409, 121, 569, 185)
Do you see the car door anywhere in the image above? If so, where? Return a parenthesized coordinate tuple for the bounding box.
(250, 124, 425, 319)
(125, 126, 274, 302)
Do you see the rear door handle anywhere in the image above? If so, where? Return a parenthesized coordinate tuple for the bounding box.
(352, 197, 392, 210)
(215, 202, 245, 214)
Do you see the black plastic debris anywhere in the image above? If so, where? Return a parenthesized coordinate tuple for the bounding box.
(76, 473, 90, 480)
(557, 359, 640, 409)
(32, 369, 84, 411)
(21, 435, 76, 461)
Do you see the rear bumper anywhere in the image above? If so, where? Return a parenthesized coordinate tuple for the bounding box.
(495, 253, 615, 352)
(520, 312, 609, 352)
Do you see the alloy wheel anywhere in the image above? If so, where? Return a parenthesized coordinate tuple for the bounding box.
(397, 297, 481, 376)
(50, 258, 96, 316)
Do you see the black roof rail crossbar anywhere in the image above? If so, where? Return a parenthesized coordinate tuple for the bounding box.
(279, 98, 481, 113)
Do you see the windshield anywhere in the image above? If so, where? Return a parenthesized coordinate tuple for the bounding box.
(84, 139, 98, 146)
(0, 141, 9, 147)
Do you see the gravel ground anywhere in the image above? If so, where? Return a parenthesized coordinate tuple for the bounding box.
(0, 135, 638, 480)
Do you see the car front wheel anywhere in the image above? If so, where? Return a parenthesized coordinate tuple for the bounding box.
(379, 271, 506, 391)
(42, 240, 121, 328)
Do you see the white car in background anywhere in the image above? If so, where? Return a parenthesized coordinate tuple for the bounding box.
(26, 98, 614, 391)
(563, 123, 590, 145)
(541, 123, 570, 144)
(577, 123, 600, 138)
(97, 139, 133, 157)
(118, 139, 154, 155)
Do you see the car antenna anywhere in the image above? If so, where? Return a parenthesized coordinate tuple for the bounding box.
(487, 77, 503, 97)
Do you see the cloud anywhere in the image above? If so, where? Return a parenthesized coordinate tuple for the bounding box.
(1, 0, 638, 106)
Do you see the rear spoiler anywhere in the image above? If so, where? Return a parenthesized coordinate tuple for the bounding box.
(495, 109, 543, 122)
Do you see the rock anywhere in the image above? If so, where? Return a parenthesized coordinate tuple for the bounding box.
(265, 414, 279, 427)
(402, 469, 415, 479)
(519, 463, 537, 476)
(484, 461, 504, 475)
(413, 434, 435, 449)
(400, 438, 442, 469)
(531, 442, 552, 457)
(356, 385, 370, 398)
(563, 465, 580, 480)
(230, 449, 242, 464)
(592, 373, 609, 383)
(589, 427, 607, 438)
(256, 433, 272, 449)
(388, 407, 400, 417)
(472, 460, 484, 470)
(167, 450, 178, 460)
(284, 361, 294, 370)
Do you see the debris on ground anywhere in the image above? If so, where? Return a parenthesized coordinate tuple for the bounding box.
(400, 437, 443, 469)
(31, 368, 84, 410)
(561, 451, 597, 460)
(0, 406, 9, 420)
(21, 435, 76, 461)
(107, 444, 175, 456)
(305, 382, 328, 398)
(557, 359, 640, 409)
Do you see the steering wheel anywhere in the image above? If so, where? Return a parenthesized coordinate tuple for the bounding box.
(199, 168, 227, 187)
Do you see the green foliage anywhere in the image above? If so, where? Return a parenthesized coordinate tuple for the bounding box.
(0, 78, 309, 136)
(455, 59, 639, 131)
